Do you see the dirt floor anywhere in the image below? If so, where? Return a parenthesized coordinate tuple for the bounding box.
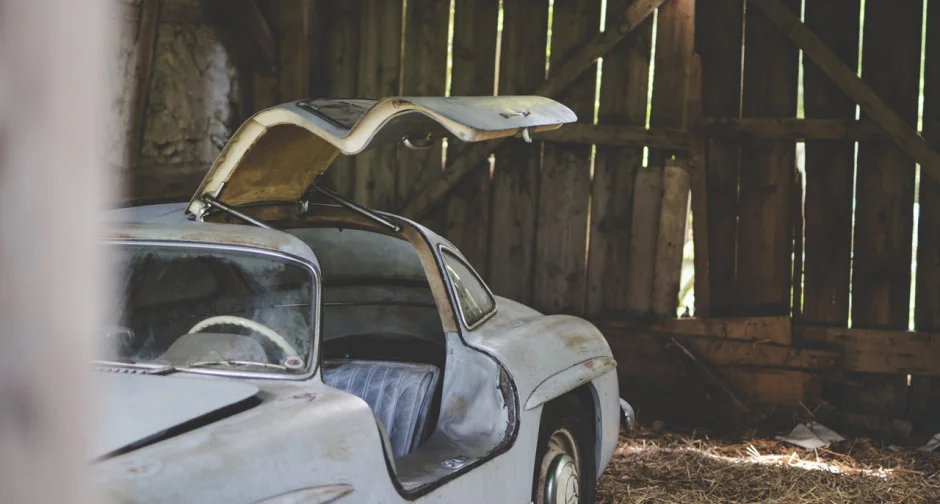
(596, 423, 940, 503)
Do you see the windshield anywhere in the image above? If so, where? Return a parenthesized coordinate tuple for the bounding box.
(103, 244, 316, 376)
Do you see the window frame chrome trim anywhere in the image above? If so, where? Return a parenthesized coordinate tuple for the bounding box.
(436, 244, 498, 331)
(104, 238, 322, 382)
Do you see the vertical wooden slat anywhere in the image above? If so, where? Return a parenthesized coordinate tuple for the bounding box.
(355, 0, 403, 210)
(845, 0, 922, 420)
(400, 0, 450, 217)
(319, 1, 361, 198)
(275, 0, 311, 102)
(652, 159, 691, 316)
(585, 0, 653, 317)
(486, 0, 548, 305)
(852, 0, 921, 329)
(625, 165, 663, 313)
(686, 55, 711, 316)
(801, 0, 860, 327)
(438, 0, 499, 271)
(648, 0, 694, 166)
(917, 1, 940, 334)
(533, 0, 601, 315)
(913, 0, 940, 434)
(735, 0, 799, 316)
(253, 1, 279, 111)
(695, 0, 742, 316)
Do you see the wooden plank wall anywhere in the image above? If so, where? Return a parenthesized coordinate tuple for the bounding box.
(302, 0, 697, 319)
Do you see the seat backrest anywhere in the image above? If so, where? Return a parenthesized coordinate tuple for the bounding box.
(322, 359, 440, 458)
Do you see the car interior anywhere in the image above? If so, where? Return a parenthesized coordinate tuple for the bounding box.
(285, 226, 448, 460)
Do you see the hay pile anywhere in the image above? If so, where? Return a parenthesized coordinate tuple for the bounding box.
(596, 424, 940, 503)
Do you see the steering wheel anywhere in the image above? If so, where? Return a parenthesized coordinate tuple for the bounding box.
(188, 316, 301, 362)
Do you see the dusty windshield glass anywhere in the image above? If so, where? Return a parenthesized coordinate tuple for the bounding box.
(104, 244, 316, 375)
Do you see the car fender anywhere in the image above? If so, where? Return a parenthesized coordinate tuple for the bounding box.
(463, 296, 614, 399)
(523, 356, 617, 411)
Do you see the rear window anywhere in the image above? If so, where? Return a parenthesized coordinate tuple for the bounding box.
(440, 249, 495, 328)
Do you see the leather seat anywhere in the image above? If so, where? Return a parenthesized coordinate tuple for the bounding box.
(322, 359, 440, 458)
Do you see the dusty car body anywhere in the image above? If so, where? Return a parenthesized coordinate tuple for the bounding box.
(94, 96, 625, 503)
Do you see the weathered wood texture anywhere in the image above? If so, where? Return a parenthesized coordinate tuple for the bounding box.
(319, 2, 360, 198)
(913, 1, 940, 434)
(486, 0, 547, 305)
(533, 0, 600, 315)
(354, 0, 403, 210)
(648, 0, 693, 166)
(801, 0, 859, 327)
(686, 55, 710, 316)
(695, 0, 742, 316)
(652, 160, 691, 316)
(586, 1, 653, 318)
(399, 0, 664, 220)
(437, 0, 499, 272)
(399, 0, 450, 218)
(625, 166, 664, 314)
(735, 0, 798, 316)
(852, 0, 921, 330)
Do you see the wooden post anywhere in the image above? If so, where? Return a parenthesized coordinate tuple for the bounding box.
(0, 0, 112, 501)
(652, 160, 692, 316)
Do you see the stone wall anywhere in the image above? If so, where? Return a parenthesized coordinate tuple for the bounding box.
(112, 0, 242, 202)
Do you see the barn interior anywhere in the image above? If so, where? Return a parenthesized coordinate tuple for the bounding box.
(108, 0, 940, 500)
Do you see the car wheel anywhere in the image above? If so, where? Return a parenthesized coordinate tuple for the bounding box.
(532, 394, 596, 504)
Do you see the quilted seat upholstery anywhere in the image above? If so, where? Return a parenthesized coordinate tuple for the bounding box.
(323, 359, 441, 458)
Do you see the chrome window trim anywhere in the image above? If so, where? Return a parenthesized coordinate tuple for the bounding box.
(437, 244, 497, 331)
(105, 238, 322, 381)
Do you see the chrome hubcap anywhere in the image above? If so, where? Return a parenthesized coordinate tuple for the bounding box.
(538, 429, 581, 504)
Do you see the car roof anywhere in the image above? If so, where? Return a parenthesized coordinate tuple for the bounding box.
(105, 216, 319, 266)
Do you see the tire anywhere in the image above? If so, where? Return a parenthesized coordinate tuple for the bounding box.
(532, 394, 596, 504)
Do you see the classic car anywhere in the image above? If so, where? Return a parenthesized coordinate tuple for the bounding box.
(95, 96, 631, 504)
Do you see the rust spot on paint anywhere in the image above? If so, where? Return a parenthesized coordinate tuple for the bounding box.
(446, 396, 468, 418)
(562, 333, 591, 349)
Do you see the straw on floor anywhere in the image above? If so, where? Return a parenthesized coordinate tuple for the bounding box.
(596, 424, 940, 504)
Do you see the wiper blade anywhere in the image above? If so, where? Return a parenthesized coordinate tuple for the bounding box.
(182, 360, 287, 371)
(92, 360, 178, 375)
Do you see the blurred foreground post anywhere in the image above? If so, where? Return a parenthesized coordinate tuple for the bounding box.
(0, 0, 114, 502)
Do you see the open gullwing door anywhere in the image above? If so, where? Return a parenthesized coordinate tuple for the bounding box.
(186, 96, 577, 218)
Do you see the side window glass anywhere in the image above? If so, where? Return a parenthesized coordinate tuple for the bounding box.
(440, 249, 495, 327)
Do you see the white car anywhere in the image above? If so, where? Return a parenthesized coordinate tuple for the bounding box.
(94, 96, 628, 504)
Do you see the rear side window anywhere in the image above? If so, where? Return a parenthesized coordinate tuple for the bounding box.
(440, 249, 495, 328)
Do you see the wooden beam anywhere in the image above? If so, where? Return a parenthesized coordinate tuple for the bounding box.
(706, 117, 882, 140)
(400, 0, 668, 218)
(796, 325, 940, 377)
(599, 315, 792, 345)
(604, 328, 837, 370)
(750, 0, 940, 188)
(532, 123, 689, 149)
(127, 0, 161, 169)
(202, 0, 277, 75)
